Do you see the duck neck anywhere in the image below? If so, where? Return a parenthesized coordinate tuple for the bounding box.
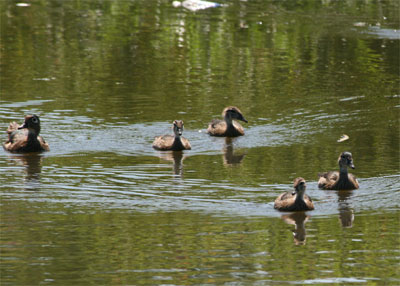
(25, 129, 42, 150)
(27, 129, 39, 142)
(335, 165, 353, 189)
(296, 191, 304, 201)
(224, 115, 234, 127)
(339, 165, 348, 176)
(173, 135, 184, 149)
(294, 190, 305, 203)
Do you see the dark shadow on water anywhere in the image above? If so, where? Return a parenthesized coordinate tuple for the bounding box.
(223, 137, 246, 166)
(281, 212, 310, 245)
(336, 190, 355, 228)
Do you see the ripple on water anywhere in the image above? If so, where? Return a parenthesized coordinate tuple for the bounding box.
(23, 119, 329, 157)
(0, 107, 398, 217)
(2, 150, 399, 217)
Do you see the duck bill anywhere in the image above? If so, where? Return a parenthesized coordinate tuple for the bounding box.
(18, 122, 27, 129)
(241, 117, 248, 123)
(349, 162, 355, 169)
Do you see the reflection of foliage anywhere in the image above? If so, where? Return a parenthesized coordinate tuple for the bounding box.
(1, 0, 398, 114)
(1, 198, 399, 284)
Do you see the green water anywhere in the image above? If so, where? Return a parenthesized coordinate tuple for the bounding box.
(1, 0, 399, 285)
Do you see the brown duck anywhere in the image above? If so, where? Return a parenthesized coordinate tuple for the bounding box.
(318, 151, 359, 190)
(3, 115, 49, 153)
(274, 178, 314, 212)
(152, 120, 191, 151)
(207, 106, 248, 137)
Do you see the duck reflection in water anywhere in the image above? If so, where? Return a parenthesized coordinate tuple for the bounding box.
(156, 151, 186, 176)
(281, 212, 310, 245)
(8, 153, 43, 188)
(337, 190, 355, 228)
(222, 137, 246, 165)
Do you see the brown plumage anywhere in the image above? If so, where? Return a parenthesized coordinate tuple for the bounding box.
(152, 120, 191, 151)
(3, 115, 49, 153)
(207, 106, 248, 137)
(318, 151, 359, 190)
(274, 178, 314, 212)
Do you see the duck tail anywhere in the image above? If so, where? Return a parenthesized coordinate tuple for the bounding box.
(7, 122, 19, 134)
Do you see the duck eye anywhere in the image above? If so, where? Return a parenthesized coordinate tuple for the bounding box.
(32, 117, 38, 123)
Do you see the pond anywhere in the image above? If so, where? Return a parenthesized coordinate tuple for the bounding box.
(1, 0, 399, 285)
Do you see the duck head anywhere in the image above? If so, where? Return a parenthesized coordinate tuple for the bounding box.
(294, 177, 306, 195)
(18, 115, 41, 135)
(173, 120, 184, 137)
(338, 151, 355, 170)
(222, 106, 248, 123)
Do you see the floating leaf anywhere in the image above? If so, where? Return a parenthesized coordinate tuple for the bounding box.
(353, 22, 367, 27)
(337, 134, 349, 142)
(173, 0, 221, 11)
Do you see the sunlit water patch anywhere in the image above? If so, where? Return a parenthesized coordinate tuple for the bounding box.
(363, 26, 400, 40)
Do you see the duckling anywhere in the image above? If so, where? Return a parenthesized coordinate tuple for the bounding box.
(207, 106, 248, 137)
(274, 177, 314, 212)
(318, 151, 359, 190)
(3, 115, 49, 153)
(152, 120, 191, 151)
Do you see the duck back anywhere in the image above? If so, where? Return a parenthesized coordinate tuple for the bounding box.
(318, 171, 359, 190)
(274, 192, 314, 212)
(3, 125, 49, 153)
(207, 120, 244, 137)
(152, 135, 190, 151)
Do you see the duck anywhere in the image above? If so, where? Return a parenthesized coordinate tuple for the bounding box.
(152, 120, 191, 151)
(207, 106, 248, 137)
(3, 115, 49, 153)
(318, 151, 359, 190)
(274, 177, 314, 212)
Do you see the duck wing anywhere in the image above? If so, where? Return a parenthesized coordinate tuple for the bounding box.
(207, 119, 227, 136)
(303, 194, 315, 210)
(180, 136, 191, 150)
(152, 135, 175, 150)
(347, 173, 360, 189)
(274, 191, 295, 210)
(37, 136, 50, 151)
(318, 171, 339, 189)
(7, 122, 20, 135)
(3, 130, 28, 152)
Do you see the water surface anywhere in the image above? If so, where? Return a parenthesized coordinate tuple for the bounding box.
(1, 0, 399, 285)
